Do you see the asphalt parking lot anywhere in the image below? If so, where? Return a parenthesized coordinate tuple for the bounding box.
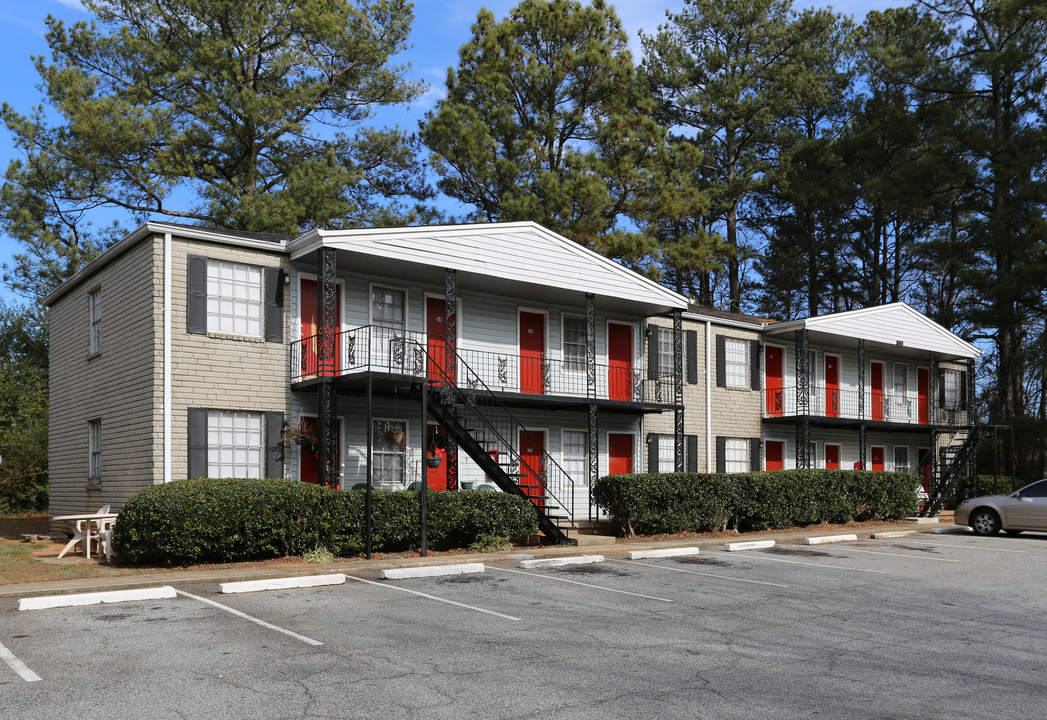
(3, 531, 1047, 720)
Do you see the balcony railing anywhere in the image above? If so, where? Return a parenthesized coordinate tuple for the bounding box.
(291, 325, 677, 405)
(764, 385, 970, 426)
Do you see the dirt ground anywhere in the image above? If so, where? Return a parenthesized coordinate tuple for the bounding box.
(0, 513, 945, 587)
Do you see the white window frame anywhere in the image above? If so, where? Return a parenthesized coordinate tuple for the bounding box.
(561, 314, 587, 374)
(207, 410, 264, 479)
(657, 327, 674, 378)
(561, 429, 588, 484)
(88, 420, 102, 481)
(724, 338, 749, 388)
(943, 369, 961, 409)
(724, 438, 749, 474)
(88, 288, 103, 354)
(893, 363, 908, 404)
(893, 445, 910, 474)
(657, 434, 675, 473)
(206, 260, 263, 337)
(373, 418, 408, 488)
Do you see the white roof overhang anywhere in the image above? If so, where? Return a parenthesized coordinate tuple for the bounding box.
(288, 222, 689, 316)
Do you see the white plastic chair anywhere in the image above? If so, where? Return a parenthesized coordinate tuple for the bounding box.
(94, 516, 115, 561)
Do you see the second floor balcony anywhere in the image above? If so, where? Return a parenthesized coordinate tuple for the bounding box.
(765, 385, 970, 428)
(291, 325, 678, 407)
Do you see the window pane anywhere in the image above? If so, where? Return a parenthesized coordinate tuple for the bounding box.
(657, 435, 674, 472)
(725, 438, 748, 473)
(207, 411, 264, 479)
(562, 316, 586, 372)
(725, 338, 748, 387)
(206, 261, 264, 336)
(658, 328, 673, 377)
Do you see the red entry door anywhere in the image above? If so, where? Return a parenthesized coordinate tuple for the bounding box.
(519, 312, 545, 394)
(917, 368, 930, 425)
(871, 362, 884, 421)
(825, 355, 839, 418)
(918, 447, 931, 492)
(825, 444, 840, 470)
(299, 417, 341, 487)
(301, 279, 342, 377)
(766, 441, 784, 471)
(608, 323, 634, 401)
(518, 429, 546, 501)
(608, 433, 634, 475)
(871, 446, 885, 472)
(426, 424, 449, 491)
(765, 346, 783, 416)
(426, 297, 453, 385)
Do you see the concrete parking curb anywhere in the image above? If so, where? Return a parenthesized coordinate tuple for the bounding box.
(379, 563, 485, 580)
(519, 555, 604, 569)
(870, 530, 918, 539)
(724, 540, 775, 552)
(17, 586, 177, 612)
(626, 548, 700, 560)
(804, 534, 857, 545)
(219, 574, 346, 594)
(932, 525, 971, 534)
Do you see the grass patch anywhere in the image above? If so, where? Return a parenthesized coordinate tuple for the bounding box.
(468, 534, 513, 553)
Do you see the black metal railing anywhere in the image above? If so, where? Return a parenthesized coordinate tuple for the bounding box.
(763, 385, 963, 426)
(291, 325, 676, 405)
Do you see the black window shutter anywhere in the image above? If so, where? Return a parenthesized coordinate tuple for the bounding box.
(959, 371, 968, 410)
(750, 438, 762, 472)
(647, 327, 658, 379)
(686, 435, 699, 472)
(715, 335, 726, 387)
(266, 411, 284, 478)
(938, 369, 946, 408)
(264, 268, 284, 343)
(187, 256, 208, 335)
(715, 436, 726, 473)
(648, 434, 659, 472)
(686, 330, 698, 384)
(188, 408, 208, 478)
(751, 340, 761, 390)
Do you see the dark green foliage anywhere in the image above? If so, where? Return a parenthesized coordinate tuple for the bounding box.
(949, 474, 1019, 509)
(112, 478, 540, 565)
(593, 470, 917, 536)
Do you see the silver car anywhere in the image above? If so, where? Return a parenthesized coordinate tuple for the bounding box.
(955, 478, 1047, 536)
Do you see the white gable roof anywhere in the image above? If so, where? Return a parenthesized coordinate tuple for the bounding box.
(288, 221, 689, 314)
(766, 302, 979, 359)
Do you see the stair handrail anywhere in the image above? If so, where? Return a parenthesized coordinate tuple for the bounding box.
(921, 425, 984, 517)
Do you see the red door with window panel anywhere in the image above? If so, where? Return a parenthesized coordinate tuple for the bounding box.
(825, 355, 839, 418)
(608, 433, 634, 475)
(766, 441, 784, 471)
(871, 362, 884, 421)
(825, 444, 840, 470)
(608, 323, 634, 401)
(426, 424, 449, 491)
(426, 297, 453, 385)
(519, 312, 545, 394)
(299, 417, 341, 486)
(871, 446, 885, 472)
(917, 368, 930, 425)
(301, 279, 342, 377)
(918, 447, 932, 492)
(518, 429, 546, 501)
(765, 346, 783, 416)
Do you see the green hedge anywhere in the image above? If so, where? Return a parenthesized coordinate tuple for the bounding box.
(592, 470, 918, 536)
(948, 474, 1018, 508)
(112, 478, 539, 564)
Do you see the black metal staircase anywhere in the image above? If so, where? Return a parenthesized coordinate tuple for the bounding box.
(920, 425, 986, 517)
(410, 338, 579, 544)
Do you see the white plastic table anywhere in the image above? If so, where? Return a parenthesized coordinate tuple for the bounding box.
(53, 512, 118, 559)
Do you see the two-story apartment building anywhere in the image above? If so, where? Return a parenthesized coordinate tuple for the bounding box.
(45, 221, 690, 542)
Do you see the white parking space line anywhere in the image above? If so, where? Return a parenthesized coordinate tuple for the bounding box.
(891, 540, 1027, 554)
(610, 559, 789, 588)
(176, 590, 324, 646)
(710, 550, 888, 574)
(0, 640, 42, 682)
(489, 567, 673, 602)
(836, 547, 961, 563)
(346, 575, 521, 621)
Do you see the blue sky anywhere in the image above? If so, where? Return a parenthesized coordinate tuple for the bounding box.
(0, 0, 906, 303)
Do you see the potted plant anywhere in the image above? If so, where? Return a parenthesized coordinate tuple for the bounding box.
(282, 419, 318, 448)
(426, 432, 446, 468)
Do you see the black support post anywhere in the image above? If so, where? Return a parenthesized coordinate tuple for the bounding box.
(445, 269, 458, 490)
(317, 247, 339, 488)
(795, 329, 811, 469)
(673, 309, 684, 472)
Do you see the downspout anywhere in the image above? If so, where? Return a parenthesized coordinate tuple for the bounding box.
(163, 232, 172, 484)
(705, 319, 712, 472)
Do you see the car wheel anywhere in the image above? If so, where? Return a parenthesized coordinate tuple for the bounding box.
(970, 508, 1001, 536)
(1005, 529, 1023, 536)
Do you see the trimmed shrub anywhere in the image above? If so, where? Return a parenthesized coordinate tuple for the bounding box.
(593, 470, 918, 536)
(112, 478, 539, 564)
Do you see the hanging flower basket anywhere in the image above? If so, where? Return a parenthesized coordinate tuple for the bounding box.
(282, 419, 318, 449)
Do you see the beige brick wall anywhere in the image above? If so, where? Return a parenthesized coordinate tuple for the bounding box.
(643, 317, 763, 472)
(49, 237, 164, 517)
(168, 238, 291, 480)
